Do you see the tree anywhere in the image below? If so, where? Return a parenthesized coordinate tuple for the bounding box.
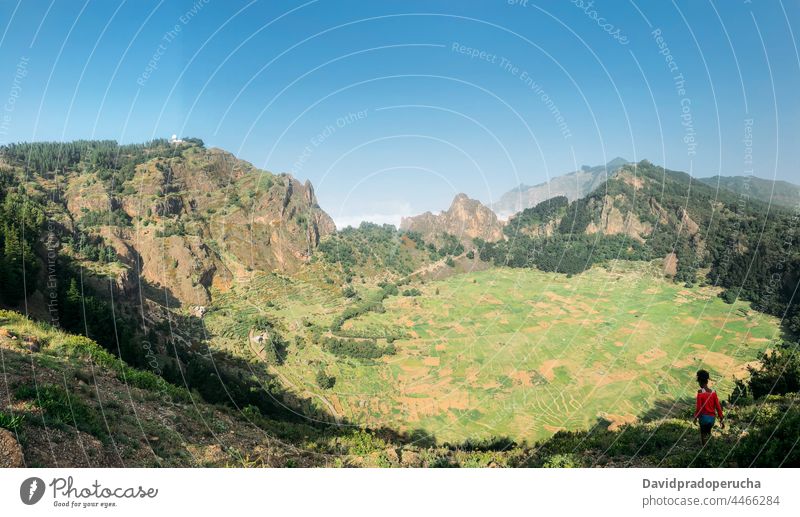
(0, 223, 38, 304)
(62, 278, 82, 325)
(315, 369, 336, 390)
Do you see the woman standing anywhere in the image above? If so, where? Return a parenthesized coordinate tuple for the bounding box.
(693, 369, 725, 446)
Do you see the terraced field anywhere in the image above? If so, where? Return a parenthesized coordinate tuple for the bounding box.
(208, 261, 781, 443)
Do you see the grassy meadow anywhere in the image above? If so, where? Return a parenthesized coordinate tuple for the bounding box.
(205, 261, 781, 443)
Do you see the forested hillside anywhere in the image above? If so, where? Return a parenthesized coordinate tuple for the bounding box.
(477, 161, 800, 334)
(700, 175, 800, 209)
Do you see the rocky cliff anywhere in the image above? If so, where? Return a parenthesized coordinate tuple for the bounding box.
(7, 141, 335, 307)
(400, 193, 504, 247)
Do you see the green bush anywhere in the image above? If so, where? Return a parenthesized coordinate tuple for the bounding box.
(322, 337, 396, 360)
(315, 369, 336, 390)
(0, 411, 24, 432)
(14, 384, 106, 439)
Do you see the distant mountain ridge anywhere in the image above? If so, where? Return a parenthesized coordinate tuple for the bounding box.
(491, 157, 630, 218)
(699, 175, 800, 209)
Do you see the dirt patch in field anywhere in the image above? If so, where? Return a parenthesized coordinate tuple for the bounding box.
(538, 359, 566, 382)
(422, 357, 440, 367)
(543, 291, 572, 304)
(671, 356, 701, 369)
(478, 294, 504, 305)
(733, 360, 760, 380)
(435, 343, 447, 351)
(449, 323, 467, 334)
(600, 412, 638, 431)
(508, 369, 533, 387)
(397, 390, 470, 421)
(703, 351, 739, 371)
(636, 348, 667, 365)
(673, 350, 737, 373)
(397, 364, 430, 383)
(619, 320, 654, 337)
(586, 370, 637, 388)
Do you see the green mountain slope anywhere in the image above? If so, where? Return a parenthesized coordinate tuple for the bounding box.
(481, 160, 800, 334)
(491, 158, 629, 218)
(699, 175, 800, 209)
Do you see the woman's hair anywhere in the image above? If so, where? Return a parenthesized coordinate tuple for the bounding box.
(696, 369, 710, 386)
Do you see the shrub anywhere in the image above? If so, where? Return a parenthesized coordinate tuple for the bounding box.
(322, 337, 396, 360)
(315, 369, 336, 390)
(0, 411, 24, 432)
(541, 453, 579, 468)
(14, 384, 106, 439)
(742, 343, 800, 399)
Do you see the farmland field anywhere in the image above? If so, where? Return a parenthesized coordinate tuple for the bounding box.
(209, 261, 781, 443)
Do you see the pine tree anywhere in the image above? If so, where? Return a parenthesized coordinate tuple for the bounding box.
(1, 224, 25, 303)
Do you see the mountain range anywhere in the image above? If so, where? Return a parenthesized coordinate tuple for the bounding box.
(1, 138, 798, 467)
(490, 157, 630, 218)
(698, 175, 800, 209)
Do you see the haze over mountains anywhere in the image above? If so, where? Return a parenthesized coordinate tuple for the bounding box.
(395, 159, 798, 248)
(698, 175, 800, 209)
(489, 158, 630, 219)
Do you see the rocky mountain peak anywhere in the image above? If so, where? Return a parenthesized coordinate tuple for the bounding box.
(400, 193, 504, 246)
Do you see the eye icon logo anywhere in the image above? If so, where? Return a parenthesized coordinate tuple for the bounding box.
(20, 477, 45, 505)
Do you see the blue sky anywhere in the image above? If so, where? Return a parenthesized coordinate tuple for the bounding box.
(0, 0, 797, 227)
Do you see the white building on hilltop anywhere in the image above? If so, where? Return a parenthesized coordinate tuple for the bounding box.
(169, 134, 184, 144)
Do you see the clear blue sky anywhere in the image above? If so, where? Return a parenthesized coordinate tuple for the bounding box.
(0, 0, 797, 227)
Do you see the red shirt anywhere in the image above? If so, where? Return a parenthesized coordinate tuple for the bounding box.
(695, 388, 723, 419)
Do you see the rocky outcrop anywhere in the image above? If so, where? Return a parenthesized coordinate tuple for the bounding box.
(400, 193, 504, 246)
(585, 195, 652, 243)
(663, 252, 678, 277)
(210, 175, 335, 274)
(58, 145, 334, 307)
